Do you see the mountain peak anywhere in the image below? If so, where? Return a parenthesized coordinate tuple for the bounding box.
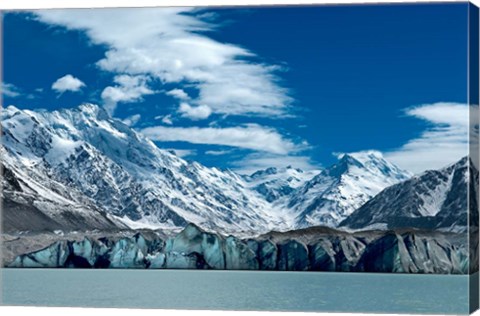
(76, 103, 109, 120)
(5, 105, 20, 112)
(453, 156, 468, 169)
(332, 151, 412, 180)
(288, 151, 412, 228)
(339, 150, 384, 164)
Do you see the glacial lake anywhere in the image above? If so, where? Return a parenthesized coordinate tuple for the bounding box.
(0, 269, 475, 314)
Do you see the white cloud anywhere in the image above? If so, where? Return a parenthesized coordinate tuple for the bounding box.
(122, 113, 141, 126)
(2, 83, 21, 98)
(232, 152, 319, 175)
(178, 102, 212, 120)
(140, 124, 298, 155)
(155, 114, 173, 125)
(205, 149, 233, 156)
(384, 102, 469, 173)
(101, 75, 154, 114)
(162, 115, 173, 125)
(166, 88, 190, 101)
(34, 8, 292, 117)
(51, 74, 85, 93)
(2, 82, 37, 99)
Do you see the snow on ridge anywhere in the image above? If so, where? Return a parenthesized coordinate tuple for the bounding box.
(4, 103, 461, 235)
(285, 151, 412, 228)
(1, 104, 293, 235)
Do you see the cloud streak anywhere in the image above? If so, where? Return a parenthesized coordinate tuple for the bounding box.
(140, 124, 298, 155)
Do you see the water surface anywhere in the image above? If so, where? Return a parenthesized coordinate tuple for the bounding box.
(0, 269, 472, 314)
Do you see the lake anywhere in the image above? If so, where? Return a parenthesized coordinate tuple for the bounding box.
(0, 269, 475, 314)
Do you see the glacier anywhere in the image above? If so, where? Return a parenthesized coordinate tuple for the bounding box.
(8, 223, 472, 273)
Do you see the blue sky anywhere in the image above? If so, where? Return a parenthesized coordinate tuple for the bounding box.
(1, 3, 471, 174)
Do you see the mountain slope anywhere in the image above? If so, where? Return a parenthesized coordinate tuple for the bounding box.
(340, 157, 474, 232)
(285, 151, 411, 228)
(1, 104, 286, 235)
(1, 149, 123, 233)
(243, 166, 320, 202)
(3, 104, 469, 236)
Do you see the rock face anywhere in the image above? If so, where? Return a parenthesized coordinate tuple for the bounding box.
(8, 224, 471, 274)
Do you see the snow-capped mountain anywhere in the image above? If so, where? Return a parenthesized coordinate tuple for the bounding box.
(243, 166, 320, 202)
(1, 146, 124, 233)
(340, 156, 475, 232)
(284, 151, 412, 228)
(1, 104, 287, 235)
(2, 103, 470, 236)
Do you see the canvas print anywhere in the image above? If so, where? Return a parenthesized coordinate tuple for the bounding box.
(1, 2, 479, 314)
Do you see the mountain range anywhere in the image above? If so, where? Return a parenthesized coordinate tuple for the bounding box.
(1, 103, 473, 236)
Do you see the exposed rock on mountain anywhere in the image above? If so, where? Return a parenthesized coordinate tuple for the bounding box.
(340, 157, 476, 232)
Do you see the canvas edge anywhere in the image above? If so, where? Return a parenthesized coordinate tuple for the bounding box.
(469, 1, 480, 314)
(0, 9, 5, 306)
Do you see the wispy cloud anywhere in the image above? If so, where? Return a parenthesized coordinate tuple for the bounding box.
(101, 75, 154, 114)
(2, 82, 37, 99)
(384, 102, 469, 173)
(51, 74, 85, 93)
(140, 124, 299, 155)
(205, 149, 234, 156)
(154, 115, 174, 125)
(35, 8, 292, 117)
(2, 83, 21, 98)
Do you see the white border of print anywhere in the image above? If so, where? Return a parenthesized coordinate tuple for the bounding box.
(0, 1, 479, 316)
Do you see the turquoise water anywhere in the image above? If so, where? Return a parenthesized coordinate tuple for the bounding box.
(0, 269, 473, 314)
